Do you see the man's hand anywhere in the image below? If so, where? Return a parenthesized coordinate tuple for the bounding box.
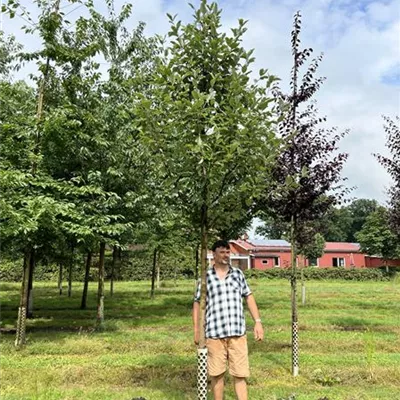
(194, 330, 199, 346)
(254, 321, 264, 341)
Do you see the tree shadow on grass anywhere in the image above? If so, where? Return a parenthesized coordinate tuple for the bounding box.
(350, 301, 398, 311)
(126, 356, 197, 398)
(0, 293, 193, 338)
(329, 317, 371, 332)
(248, 338, 292, 373)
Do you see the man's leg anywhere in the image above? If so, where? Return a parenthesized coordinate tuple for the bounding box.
(211, 373, 225, 400)
(233, 377, 247, 400)
(207, 338, 228, 400)
(228, 336, 250, 400)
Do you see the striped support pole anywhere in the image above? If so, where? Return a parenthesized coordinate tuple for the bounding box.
(197, 347, 208, 399)
(292, 321, 299, 377)
(15, 306, 26, 348)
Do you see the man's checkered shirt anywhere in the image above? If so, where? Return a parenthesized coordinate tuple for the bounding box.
(194, 266, 252, 339)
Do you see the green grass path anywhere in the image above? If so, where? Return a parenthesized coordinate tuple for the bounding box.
(1, 279, 399, 399)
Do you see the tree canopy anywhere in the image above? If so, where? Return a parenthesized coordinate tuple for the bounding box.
(374, 117, 400, 239)
(356, 206, 400, 260)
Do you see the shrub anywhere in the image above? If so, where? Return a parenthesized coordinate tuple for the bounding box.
(0, 259, 23, 282)
(0, 247, 196, 282)
(244, 267, 397, 281)
(0, 258, 85, 282)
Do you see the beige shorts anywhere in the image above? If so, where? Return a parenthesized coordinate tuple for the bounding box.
(206, 335, 250, 378)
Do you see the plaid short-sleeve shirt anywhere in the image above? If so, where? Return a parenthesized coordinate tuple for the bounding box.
(194, 266, 252, 339)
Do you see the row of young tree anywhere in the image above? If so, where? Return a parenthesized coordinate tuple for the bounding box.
(1, 0, 398, 383)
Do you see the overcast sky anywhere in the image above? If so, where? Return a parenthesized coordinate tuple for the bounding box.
(2, 0, 399, 237)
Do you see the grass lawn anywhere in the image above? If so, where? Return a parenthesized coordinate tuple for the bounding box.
(1, 279, 399, 400)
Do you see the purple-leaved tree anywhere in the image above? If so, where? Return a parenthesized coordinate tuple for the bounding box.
(257, 11, 350, 376)
(374, 116, 400, 239)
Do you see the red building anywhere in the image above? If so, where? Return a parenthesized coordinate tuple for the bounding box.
(206, 238, 400, 271)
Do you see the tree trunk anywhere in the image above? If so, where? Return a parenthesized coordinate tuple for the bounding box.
(68, 261, 72, 297)
(174, 256, 177, 288)
(118, 248, 122, 286)
(26, 249, 35, 319)
(197, 203, 209, 400)
(195, 242, 200, 281)
(198, 207, 208, 349)
(16, 0, 61, 348)
(150, 247, 157, 299)
(291, 217, 299, 377)
(15, 249, 31, 348)
(58, 263, 63, 295)
(80, 251, 92, 310)
(301, 273, 306, 306)
(156, 250, 161, 289)
(97, 242, 106, 327)
(110, 246, 118, 297)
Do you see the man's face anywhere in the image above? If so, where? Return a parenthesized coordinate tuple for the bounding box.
(213, 247, 230, 265)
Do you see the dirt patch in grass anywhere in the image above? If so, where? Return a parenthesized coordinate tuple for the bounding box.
(128, 365, 196, 387)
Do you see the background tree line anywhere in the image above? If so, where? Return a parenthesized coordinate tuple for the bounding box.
(257, 198, 400, 260)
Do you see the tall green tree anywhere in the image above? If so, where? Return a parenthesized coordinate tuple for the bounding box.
(259, 199, 378, 243)
(346, 199, 379, 242)
(301, 232, 325, 264)
(1, 0, 80, 347)
(1, 0, 144, 342)
(318, 205, 352, 242)
(38, 0, 158, 322)
(356, 206, 400, 260)
(143, 1, 278, 395)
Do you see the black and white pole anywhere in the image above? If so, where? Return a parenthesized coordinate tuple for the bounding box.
(15, 306, 26, 347)
(290, 218, 299, 377)
(292, 320, 299, 376)
(197, 347, 208, 399)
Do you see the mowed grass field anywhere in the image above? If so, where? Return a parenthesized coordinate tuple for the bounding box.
(1, 279, 399, 400)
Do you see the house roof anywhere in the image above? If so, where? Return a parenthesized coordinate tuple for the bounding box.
(249, 239, 291, 247)
(248, 239, 291, 251)
(231, 239, 255, 250)
(324, 242, 360, 252)
(253, 253, 281, 258)
(230, 238, 361, 253)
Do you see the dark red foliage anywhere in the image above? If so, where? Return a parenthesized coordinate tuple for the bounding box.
(260, 11, 350, 248)
(374, 116, 400, 237)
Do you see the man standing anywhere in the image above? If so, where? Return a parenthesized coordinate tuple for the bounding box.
(193, 239, 264, 400)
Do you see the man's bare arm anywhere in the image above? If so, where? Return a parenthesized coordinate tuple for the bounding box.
(245, 294, 264, 341)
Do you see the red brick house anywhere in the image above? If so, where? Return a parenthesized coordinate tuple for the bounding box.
(207, 238, 400, 271)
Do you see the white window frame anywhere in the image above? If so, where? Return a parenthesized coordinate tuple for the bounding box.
(332, 257, 345, 267)
(261, 257, 280, 267)
(230, 256, 251, 269)
(308, 257, 318, 268)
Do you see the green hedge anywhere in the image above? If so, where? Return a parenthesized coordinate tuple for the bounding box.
(111, 249, 194, 281)
(0, 249, 195, 282)
(244, 266, 400, 281)
(4, 256, 398, 283)
(0, 258, 85, 282)
(0, 259, 24, 282)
